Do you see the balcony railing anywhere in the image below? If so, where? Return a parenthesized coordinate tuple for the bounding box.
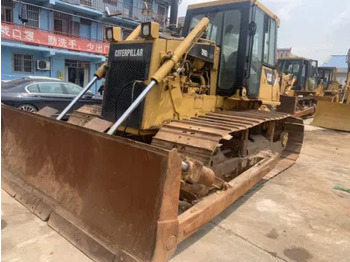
(61, 0, 169, 27)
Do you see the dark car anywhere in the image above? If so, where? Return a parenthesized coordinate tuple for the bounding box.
(1, 77, 102, 113)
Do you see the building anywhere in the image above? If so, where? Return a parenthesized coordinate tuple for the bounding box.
(322, 54, 348, 85)
(1, 0, 171, 93)
(277, 48, 293, 58)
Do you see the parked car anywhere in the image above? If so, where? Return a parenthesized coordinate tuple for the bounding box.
(1, 77, 102, 113)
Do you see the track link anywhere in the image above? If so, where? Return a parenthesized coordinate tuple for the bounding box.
(152, 110, 303, 165)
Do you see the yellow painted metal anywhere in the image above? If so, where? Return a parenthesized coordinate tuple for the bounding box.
(126, 24, 141, 40)
(311, 100, 350, 132)
(280, 73, 296, 96)
(152, 17, 210, 83)
(112, 27, 122, 41)
(149, 22, 160, 39)
(188, 0, 280, 26)
(258, 66, 280, 105)
(345, 70, 350, 104)
(94, 61, 108, 79)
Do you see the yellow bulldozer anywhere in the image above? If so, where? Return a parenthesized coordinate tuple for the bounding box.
(1, 1, 304, 261)
(277, 57, 321, 117)
(312, 49, 350, 132)
(317, 66, 342, 102)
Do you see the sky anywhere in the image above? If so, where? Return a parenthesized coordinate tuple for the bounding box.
(178, 0, 350, 64)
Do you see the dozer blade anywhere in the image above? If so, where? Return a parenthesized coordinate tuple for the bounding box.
(1, 105, 182, 262)
(277, 95, 298, 115)
(1, 105, 304, 262)
(278, 95, 315, 118)
(311, 100, 350, 132)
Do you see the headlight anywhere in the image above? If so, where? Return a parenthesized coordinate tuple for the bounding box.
(105, 27, 113, 41)
(141, 22, 151, 38)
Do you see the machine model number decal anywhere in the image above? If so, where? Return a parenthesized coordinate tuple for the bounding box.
(201, 49, 208, 57)
(264, 68, 276, 85)
(266, 72, 273, 82)
(115, 48, 144, 57)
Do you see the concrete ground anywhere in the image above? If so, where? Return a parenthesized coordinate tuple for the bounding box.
(2, 120, 350, 262)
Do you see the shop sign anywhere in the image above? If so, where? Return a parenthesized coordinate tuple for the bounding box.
(1, 23, 109, 55)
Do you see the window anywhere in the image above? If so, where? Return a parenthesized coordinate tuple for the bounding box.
(103, 0, 118, 4)
(63, 83, 83, 95)
(268, 21, 277, 65)
(123, 0, 133, 17)
(189, 12, 223, 45)
(37, 83, 64, 94)
(54, 12, 81, 37)
(279, 60, 300, 76)
(278, 59, 303, 89)
(54, 12, 71, 35)
(1, 0, 13, 22)
(263, 17, 277, 66)
(218, 9, 242, 90)
(26, 5, 40, 28)
(71, 21, 80, 37)
(310, 60, 317, 77)
(13, 54, 33, 73)
(248, 8, 265, 97)
(27, 84, 40, 93)
(80, 0, 92, 7)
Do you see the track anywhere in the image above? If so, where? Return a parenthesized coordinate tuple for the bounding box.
(152, 110, 303, 164)
(152, 110, 304, 200)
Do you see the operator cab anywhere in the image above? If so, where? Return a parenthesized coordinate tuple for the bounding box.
(278, 58, 318, 91)
(183, 0, 279, 98)
(317, 67, 336, 90)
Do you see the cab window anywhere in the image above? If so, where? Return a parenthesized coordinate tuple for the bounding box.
(189, 12, 223, 45)
(280, 61, 301, 76)
(263, 17, 277, 66)
(248, 8, 265, 96)
(218, 9, 242, 90)
(310, 60, 318, 77)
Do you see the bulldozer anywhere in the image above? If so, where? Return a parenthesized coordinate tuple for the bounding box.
(311, 49, 350, 132)
(317, 66, 342, 102)
(277, 57, 320, 117)
(1, 1, 304, 261)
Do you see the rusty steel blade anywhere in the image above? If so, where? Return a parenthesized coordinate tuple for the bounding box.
(1, 105, 182, 262)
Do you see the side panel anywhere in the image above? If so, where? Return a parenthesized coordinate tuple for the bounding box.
(1, 105, 181, 262)
(258, 66, 280, 105)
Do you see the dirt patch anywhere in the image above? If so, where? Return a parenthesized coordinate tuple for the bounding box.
(284, 247, 313, 262)
(266, 228, 279, 239)
(1, 219, 7, 230)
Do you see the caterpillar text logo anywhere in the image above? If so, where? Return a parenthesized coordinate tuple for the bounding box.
(115, 49, 144, 57)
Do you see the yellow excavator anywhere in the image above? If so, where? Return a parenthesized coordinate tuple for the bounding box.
(1, 1, 304, 261)
(312, 49, 350, 131)
(277, 56, 321, 117)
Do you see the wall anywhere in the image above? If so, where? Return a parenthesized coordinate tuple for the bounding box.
(1, 46, 51, 80)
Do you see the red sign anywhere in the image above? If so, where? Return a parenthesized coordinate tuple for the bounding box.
(1, 23, 109, 55)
